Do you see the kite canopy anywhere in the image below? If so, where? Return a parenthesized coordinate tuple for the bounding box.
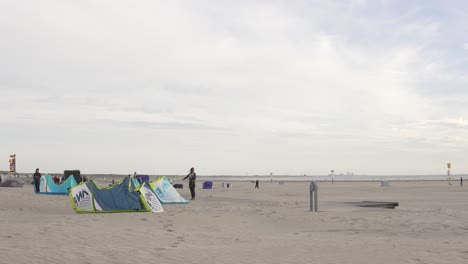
(68, 176, 163, 213)
(36, 175, 78, 194)
(149, 176, 189, 204)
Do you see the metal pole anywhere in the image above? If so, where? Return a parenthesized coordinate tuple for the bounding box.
(310, 181, 318, 212)
(310, 182, 314, 211)
(314, 183, 318, 212)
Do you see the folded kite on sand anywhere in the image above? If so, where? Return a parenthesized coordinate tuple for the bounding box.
(36, 175, 77, 194)
(68, 176, 163, 213)
(148, 176, 189, 204)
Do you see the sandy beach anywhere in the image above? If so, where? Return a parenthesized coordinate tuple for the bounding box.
(1, 180, 467, 264)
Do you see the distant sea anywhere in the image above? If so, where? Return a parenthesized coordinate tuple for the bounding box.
(85, 174, 466, 182)
(5, 173, 467, 183)
(191, 174, 467, 182)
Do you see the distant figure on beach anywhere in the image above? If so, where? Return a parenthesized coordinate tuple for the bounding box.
(53, 175, 59, 184)
(255, 180, 259, 189)
(461, 177, 463, 186)
(183, 167, 197, 200)
(33, 168, 41, 193)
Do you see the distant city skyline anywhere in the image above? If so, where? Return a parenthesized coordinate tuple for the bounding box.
(1, 1, 467, 175)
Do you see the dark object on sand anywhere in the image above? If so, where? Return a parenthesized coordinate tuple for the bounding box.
(64, 170, 81, 183)
(202, 181, 213, 189)
(173, 184, 183, 189)
(0, 180, 23, 187)
(347, 201, 399, 209)
(135, 175, 150, 184)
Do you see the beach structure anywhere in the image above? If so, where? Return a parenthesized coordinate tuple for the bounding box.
(148, 176, 189, 204)
(203, 181, 213, 189)
(381, 180, 390, 187)
(221, 182, 232, 188)
(36, 175, 78, 194)
(9, 154, 16, 174)
(68, 176, 163, 213)
(0, 179, 23, 187)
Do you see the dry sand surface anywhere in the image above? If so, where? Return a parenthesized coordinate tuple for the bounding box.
(1, 180, 468, 264)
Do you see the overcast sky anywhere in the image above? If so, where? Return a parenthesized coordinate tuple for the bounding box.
(1, 0, 467, 175)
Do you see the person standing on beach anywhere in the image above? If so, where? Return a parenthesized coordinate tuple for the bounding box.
(461, 177, 463, 186)
(33, 168, 41, 193)
(183, 167, 197, 200)
(255, 180, 259, 189)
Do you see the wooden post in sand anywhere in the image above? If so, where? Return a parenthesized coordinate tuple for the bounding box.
(447, 163, 452, 185)
(310, 181, 318, 212)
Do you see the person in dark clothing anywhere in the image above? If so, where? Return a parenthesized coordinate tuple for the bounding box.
(33, 168, 41, 193)
(461, 177, 463, 186)
(183, 167, 197, 200)
(255, 180, 259, 189)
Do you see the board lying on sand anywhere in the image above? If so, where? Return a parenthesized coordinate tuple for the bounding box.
(346, 201, 399, 209)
